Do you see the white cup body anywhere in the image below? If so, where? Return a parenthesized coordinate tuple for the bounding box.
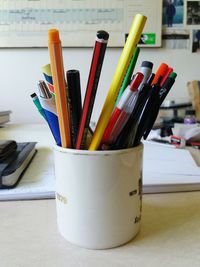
(53, 144, 143, 249)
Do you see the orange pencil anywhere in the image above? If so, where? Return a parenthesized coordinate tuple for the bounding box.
(48, 29, 71, 148)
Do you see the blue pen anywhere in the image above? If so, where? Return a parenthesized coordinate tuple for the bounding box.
(37, 80, 61, 146)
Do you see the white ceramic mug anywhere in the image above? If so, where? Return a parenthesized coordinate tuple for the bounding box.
(53, 144, 143, 249)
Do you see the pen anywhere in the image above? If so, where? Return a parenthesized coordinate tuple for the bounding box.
(133, 76, 163, 146)
(160, 67, 173, 87)
(66, 69, 82, 148)
(159, 72, 177, 105)
(76, 30, 109, 150)
(30, 93, 47, 120)
(115, 47, 140, 105)
(110, 73, 155, 150)
(37, 80, 61, 146)
(101, 72, 143, 145)
(151, 63, 168, 85)
(130, 63, 170, 143)
(48, 29, 71, 148)
(102, 95, 138, 147)
(137, 61, 153, 91)
(41, 63, 55, 95)
(142, 72, 177, 140)
(89, 14, 147, 150)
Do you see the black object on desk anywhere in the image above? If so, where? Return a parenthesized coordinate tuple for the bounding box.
(160, 101, 192, 123)
(0, 140, 17, 162)
(0, 141, 37, 189)
(151, 101, 192, 137)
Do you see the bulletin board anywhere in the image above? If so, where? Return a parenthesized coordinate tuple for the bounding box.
(0, 0, 162, 47)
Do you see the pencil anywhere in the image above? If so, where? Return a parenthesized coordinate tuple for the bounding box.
(76, 30, 109, 150)
(89, 14, 147, 150)
(48, 29, 71, 148)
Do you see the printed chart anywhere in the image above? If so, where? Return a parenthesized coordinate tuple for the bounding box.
(0, 0, 162, 47)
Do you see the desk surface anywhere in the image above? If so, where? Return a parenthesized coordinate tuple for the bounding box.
(1, 193, 200, 267)
(0, 124, 200, 267)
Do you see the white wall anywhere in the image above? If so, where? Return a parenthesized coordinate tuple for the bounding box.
(0, 47, 198, 123)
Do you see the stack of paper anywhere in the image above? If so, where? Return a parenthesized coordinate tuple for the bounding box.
(0, 110, 11, 125)
(143, 141, 200, 193)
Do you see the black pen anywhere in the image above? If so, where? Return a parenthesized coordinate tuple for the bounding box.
(159, 72, 177, 105)
(66, 69, 82, 148)
(133, 76, 162, 146)
(143, 72, 177, 140)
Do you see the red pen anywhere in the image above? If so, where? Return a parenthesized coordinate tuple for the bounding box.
(101, 72, 143, 145)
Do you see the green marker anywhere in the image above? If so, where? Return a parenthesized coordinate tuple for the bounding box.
(30, 92, 47, 120)
(115, 46, 140, 105)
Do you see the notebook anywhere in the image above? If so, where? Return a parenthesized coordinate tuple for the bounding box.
(143, 141, 200, 193)
(0, 142, 37, 189)
(0, 147, 55, 201)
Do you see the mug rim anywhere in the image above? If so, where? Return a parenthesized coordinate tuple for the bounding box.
(53, 143, 143, 156)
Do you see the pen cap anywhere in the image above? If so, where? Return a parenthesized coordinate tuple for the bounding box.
(66, 69, 82, 122)
(48, 29, 60, 43)
(130, 72, 144, 91)
(30, 92, 37, 100)
(169, 72, 177, 79)
(152, 63, 168, 85)
(141, 61, 153, 69)
(138, 61, 153, 89)
(66, 69, 81, 91)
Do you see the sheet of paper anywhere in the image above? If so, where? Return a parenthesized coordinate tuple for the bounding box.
(143, 141, 200, 193)
(143, 141, 200, 176)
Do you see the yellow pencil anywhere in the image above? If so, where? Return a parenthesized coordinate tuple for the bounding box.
(89, 14, 147, 150)
(48, 29, 71, 148)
